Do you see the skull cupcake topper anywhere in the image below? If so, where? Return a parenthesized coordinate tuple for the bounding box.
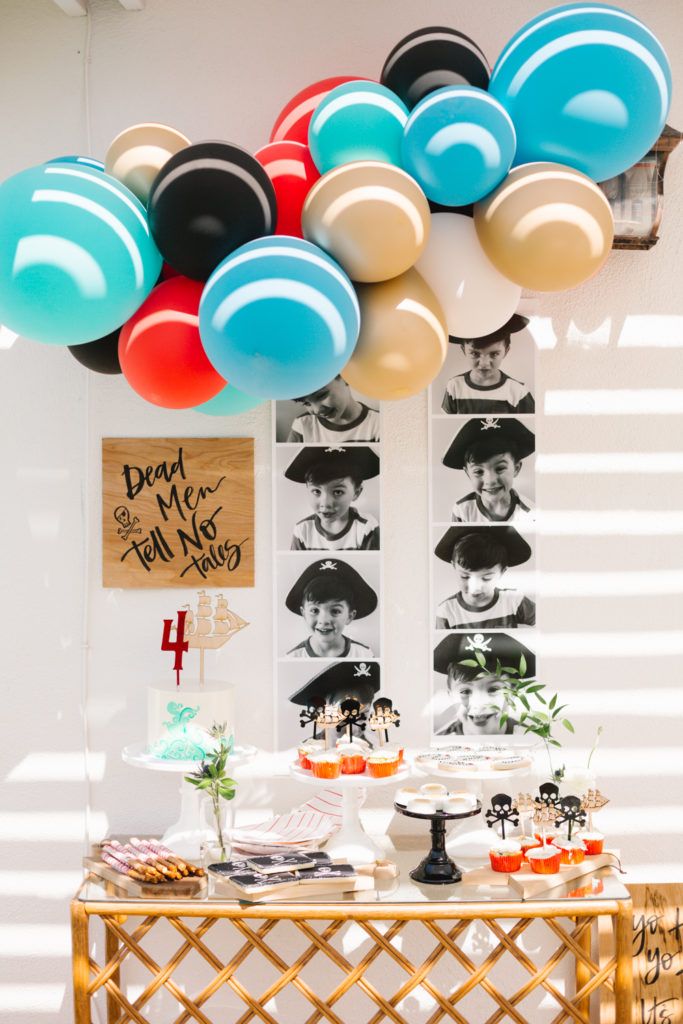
(485, 792, 519, 840)
(299, 704, 321, 739)
(554, 795, 587, 840)
(336, 698, 367, 743)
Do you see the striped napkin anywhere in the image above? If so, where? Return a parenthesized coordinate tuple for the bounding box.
(228, 787, 362, 855)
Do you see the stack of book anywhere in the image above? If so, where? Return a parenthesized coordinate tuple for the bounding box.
(208, 851, 374, 902)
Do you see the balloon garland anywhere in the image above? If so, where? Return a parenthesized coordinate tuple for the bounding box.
(0, 3, 672, 411)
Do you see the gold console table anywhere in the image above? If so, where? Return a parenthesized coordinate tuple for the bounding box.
(71, 844, 633, 1024)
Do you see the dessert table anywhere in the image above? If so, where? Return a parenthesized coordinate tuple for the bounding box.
(71, 838, 633, 1024)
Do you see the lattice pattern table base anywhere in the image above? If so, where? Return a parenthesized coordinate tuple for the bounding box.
(71, 896, 633, 1024)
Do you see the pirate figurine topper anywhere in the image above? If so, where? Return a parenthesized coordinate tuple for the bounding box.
(316, 704, 343, 750)
(289, 661, 380, 742)
(368, 696, 401, 745)
(485, 793, 519, 840)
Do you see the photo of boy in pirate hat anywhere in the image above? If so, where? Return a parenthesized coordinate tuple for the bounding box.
(284, 446, 380, 551)
(441, 314, 535, 415)
(284, 557, 378, 659)
(442, 416, 535, 524)
(434, 525, 535, 629)
(433, 632, 535, 737)
(279, 376, 380, 443)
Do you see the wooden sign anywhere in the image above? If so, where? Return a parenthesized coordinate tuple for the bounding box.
(102, 438, 254, 588)
(631, 884, 683, 1024)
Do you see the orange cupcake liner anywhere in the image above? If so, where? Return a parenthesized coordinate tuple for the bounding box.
(311, 761, 341, 779)
(529, 852, 562, 874)
(298, 752, 313, 771)
(553, 844, 585, 866)
(341, 754, 366, 775)
(367, 760, 398, 778)
(489, 851, 523, 873)
(582, 837, 604, 855)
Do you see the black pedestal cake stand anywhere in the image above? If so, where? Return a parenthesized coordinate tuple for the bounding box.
(394, 800, 482, 884)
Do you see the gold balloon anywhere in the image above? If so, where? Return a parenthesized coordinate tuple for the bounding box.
(474, 162, 614, 292)
(105, 123, 191, 203)
(302, 161, 430, 283)
(342, 268, 447, 401)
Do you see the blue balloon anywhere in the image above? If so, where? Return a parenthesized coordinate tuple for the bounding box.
(489, 3, 672, 182)
(309, 81, 409, 173)
(194, 383, 263, 416)
(401, 86, 516, 206)
(0, 164, 161, 346)
(199, 236, 360, 400)
(47, 155, 106, 172)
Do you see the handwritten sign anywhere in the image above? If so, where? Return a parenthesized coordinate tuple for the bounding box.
(102, 437, 254, 588)
(631, 884, 683, 1024)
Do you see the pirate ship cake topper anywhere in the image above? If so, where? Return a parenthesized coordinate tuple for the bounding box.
(368, 697, 401, 745)
(161, 590, 249, 686)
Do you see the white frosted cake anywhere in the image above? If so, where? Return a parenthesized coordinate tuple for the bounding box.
(147, 679, 235, 760)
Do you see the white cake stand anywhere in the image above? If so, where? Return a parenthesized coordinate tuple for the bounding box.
(413, 760, 535, 860)
(122, 743, 256, 859)
(289, 763, 410, 865)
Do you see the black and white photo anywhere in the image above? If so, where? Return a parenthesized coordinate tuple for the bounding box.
(278, 553, 381, 660)
(433, 524, 536, 629)
(276, 445, 380, 551)
(275, 376, 380, 443)
(432, 416, 536, 524)
(432, 632, 536, 737)
(432, 313, 535, 417)
(277, 659, 381, 749)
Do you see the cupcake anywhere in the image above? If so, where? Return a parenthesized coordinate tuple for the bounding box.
(367, 750, 400, 778)
(336, 736, 371, 752)
(527, 847, 562, 874)
(443, 792, 478, 814)
(577, 831, 604, 855)
(520, 836, 543, 860)
(406, 796, 438, 814)
(337, 744, 367, 775)
(298, 739, 325, 770)
(552, 839, 585, 866)
(383, 742, 404, 764)
(395, 786, 420, 806)
(489, 840, 523, 873)
(309, 752, 342, 779)
(420, 783, 449, 809)
(534, 832, 557, 846)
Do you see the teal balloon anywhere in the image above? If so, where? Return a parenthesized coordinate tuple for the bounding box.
(402, 86, 516, 206)
(199, 236, 360, 400)
(308, 81, 409, 173)
(489, 3, 672, 182)
(195, 384, 263, 415)
(0, 163, 161, 345)
(47, 155, 106, 172)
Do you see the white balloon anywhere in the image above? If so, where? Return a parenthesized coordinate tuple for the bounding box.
(415, 212, 521, 338)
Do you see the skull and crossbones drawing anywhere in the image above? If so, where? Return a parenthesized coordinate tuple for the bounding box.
(114, 505, 141, 541)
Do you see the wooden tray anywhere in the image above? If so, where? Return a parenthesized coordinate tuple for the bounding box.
(463, 852, 616, 898)
(84, 855, 207, 898)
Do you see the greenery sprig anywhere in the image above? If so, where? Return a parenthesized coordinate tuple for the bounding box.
(184, 723, 236, 861)
(458, 652, 574, 782)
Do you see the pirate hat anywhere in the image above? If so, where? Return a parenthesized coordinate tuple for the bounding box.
(284, 445, 379, 483)
(448, 313, 529, 346)
(289, 659, 380, 707)
(442, 416, 535, 470)
(434, 525, 531, 567)
(433, 632, 535, 678)
(285, 557, 378, 618)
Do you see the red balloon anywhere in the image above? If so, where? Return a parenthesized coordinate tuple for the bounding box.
(119, 278, 225, 408)
(160, 261, 180, 280)
(270, 76, 369, 145)
(255, 141, 320, 237)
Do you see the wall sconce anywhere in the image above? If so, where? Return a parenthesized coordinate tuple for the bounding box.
(600, 125, 681, 250)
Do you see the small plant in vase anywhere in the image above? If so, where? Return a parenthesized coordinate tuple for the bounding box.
(498, 677, 575, 784)
(185, 723, 236, 862)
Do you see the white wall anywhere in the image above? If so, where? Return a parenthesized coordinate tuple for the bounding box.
(1, 0, 682, 1020)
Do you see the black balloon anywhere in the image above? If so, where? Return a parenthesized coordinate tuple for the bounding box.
(381, 27, 490, 109)
(147, 141, 277, 281)
(68, 330, 122, 374)
(428, 199, 474, 218)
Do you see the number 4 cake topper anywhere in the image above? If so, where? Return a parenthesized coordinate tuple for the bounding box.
(485, 793, 519, 840)
(161, 609, 189, 686)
